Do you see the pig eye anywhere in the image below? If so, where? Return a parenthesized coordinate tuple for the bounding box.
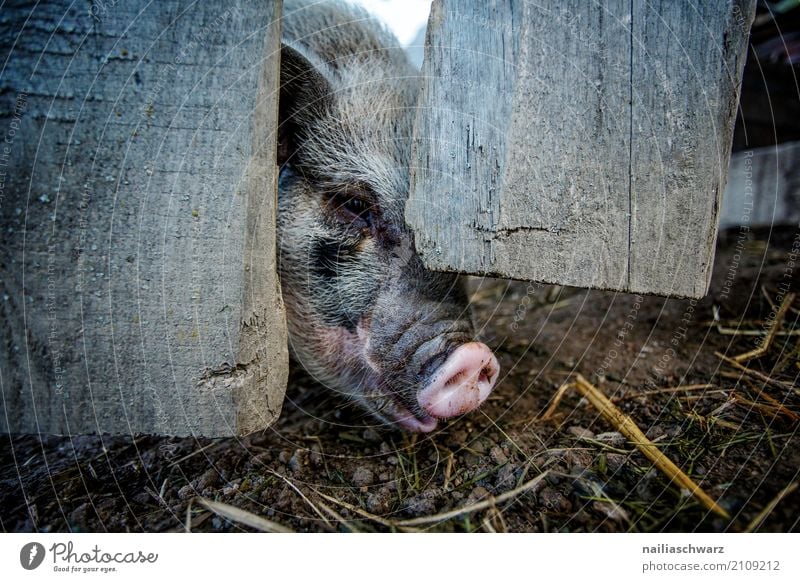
(343, 197, 369, 216)
(330, 193, 373, 228)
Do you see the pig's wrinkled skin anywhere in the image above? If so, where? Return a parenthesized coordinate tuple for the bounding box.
(277, 0, 499, 432)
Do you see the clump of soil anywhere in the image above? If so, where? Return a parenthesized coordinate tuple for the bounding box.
(1, 227, 798, 532)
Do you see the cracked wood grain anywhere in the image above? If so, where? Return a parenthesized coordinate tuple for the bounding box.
(0, 0, 287, 436)
(407, 0, 754, 298)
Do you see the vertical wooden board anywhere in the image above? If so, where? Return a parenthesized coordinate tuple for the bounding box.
(235, 11, 290, 435)
(407, 0, 519, 276)
(498, 1, 632, 290)
(629, 1, 755, 296)
(0, 1, 287, 436)
(407, 0, 632, 290)
(407, 0, 754, 298)
(719, 142, 800, 229)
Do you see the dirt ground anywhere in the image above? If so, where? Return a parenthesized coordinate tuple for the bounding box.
(2, 226, 798, 533)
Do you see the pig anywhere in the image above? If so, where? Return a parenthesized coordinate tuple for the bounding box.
(276, 0, 499, 432)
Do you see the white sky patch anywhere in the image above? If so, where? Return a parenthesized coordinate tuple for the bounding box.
(347, 0, 430, 45)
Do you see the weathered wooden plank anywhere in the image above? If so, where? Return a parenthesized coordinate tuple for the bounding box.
(629, 1, 755, 296)
(0, 1, 288, 436)
(407, 0, 754, 298)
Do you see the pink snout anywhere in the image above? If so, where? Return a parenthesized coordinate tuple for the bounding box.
(418, 342, 500, 419)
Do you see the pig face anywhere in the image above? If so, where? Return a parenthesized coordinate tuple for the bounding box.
(276, 44, 499, 432)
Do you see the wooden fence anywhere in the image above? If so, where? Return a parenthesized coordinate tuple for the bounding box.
(0, 0, 754, 436)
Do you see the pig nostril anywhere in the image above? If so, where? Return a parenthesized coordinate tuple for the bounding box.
(417, 342, 500, 419)
(481, 360, 499, 384)
(444, 369, 467, 388)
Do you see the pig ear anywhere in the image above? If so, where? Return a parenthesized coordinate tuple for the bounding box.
(278, 43, 334, 167)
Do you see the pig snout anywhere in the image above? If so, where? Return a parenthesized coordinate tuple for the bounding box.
(390, 335, 500, 433)
(418, 342, 499, 420)
(360, 271, 503, 433)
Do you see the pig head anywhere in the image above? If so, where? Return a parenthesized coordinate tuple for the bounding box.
(276, 0, 499, 431)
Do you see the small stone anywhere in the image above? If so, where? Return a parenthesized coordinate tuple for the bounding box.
(352, 467, 375, 487)
(275, 486, 294, 511)
(645, 425, 666, 440)
(177, 484, 195, 501)
(366, 488, 391, 514)
(195, 468, 219, 491)
(221, 481, 240, 497)
(568, 426, 595, 439)
(362, 428, 382, 443)
(605, 453, 629, 472)
(470, 439, 488, 454)
(448, 429, 468, 445)
(490, 446, 508, 465)
(288, 449, 308, 473)
(309, 444, 323, 467)
(564, 448, 593, 470)
(403, 491, 436, 516)
(494, 463, 517, 490)
(538, 487, 572, 513)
